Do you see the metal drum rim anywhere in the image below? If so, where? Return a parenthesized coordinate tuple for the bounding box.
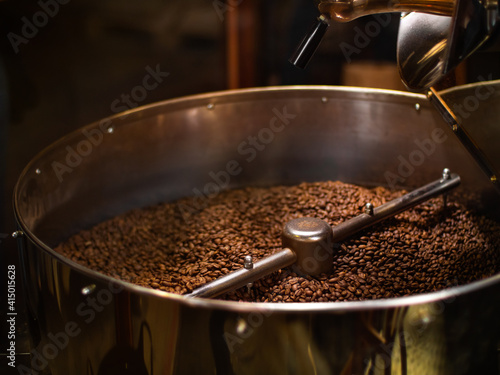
(13, 84, 500, 313)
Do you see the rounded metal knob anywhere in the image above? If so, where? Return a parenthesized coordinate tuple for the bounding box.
(282, 217, 334, 276)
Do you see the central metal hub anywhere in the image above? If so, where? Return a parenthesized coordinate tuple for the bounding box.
(187, 170, 460, 298)
(282, 217, 334, 276)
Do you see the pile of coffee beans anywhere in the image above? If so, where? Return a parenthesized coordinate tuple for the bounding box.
(55, 181, 500, 302)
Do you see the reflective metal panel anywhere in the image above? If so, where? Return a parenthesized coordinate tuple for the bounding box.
(14, 85, 500, 374)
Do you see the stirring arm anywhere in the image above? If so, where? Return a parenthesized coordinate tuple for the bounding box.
(186, 170, 460, 299)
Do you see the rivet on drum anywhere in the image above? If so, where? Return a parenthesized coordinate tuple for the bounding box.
(236, 317, 249, 335)
(415, 103, 421, 111)
(207, 103, 215, 110)
(81, 284, 96, 296)
(106, 126, 114, 134)
(12, 231, 24, 238)
(35, 168, 41, 175)
(321, 97, 328, 103)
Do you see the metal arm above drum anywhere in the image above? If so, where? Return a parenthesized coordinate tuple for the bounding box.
(290, 0, 500, 194)
(186, 170, 460, 299)
(291, 0, 500, 90)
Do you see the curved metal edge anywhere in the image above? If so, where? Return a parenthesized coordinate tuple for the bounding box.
(12, 84, 427, 207)
(12, 84, 427, 241)
(438, 78, 500, 96)
(12, 85, 499, 314)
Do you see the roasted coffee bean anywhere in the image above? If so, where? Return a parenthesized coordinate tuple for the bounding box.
(54, 181, 500, 303)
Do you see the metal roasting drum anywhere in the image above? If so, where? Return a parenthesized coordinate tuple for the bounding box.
(12, 0, 500, 372)
(13, 84, 500, 374)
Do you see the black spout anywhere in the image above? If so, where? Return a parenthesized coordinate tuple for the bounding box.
(289, 15, 330, 69)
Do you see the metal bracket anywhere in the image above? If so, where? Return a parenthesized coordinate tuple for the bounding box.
(427, 87, 499, 192)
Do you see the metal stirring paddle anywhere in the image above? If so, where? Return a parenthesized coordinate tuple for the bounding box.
(186, 169, 460, 299)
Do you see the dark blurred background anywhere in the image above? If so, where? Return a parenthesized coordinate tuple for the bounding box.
(0, 0, 402, 235)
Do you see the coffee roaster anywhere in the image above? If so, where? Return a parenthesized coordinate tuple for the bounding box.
(12, 1, 500, 374)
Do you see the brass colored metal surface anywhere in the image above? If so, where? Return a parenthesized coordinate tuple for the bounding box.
(317, 0, 455, 22)
(396, 0, 500, 90)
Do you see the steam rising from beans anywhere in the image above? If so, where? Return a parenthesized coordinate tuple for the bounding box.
(55, 181, 500, 302)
